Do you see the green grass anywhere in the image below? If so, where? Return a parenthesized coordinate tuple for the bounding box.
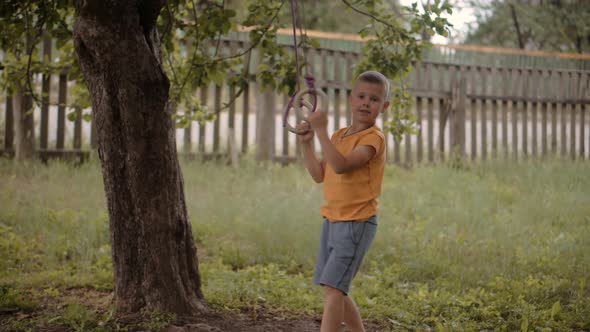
(1, 156, 589, 330)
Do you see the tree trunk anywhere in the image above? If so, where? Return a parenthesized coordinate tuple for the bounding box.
(73, 0, 205, 315)
(509, 4, 525, 49)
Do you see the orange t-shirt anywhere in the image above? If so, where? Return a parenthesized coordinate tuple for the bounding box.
(321, 126, 386, 222)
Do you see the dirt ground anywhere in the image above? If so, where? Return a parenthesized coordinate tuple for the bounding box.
(0, 289, 389, 332)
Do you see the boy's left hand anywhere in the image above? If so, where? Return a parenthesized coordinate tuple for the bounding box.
(308, 110, 328, 132)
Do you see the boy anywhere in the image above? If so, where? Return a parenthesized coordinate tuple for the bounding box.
(298, 71, 390, 332)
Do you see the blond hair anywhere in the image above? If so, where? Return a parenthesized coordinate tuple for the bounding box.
(356, 71, 390, 101)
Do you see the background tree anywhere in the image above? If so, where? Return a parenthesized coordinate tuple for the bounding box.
(465, 0, 590, 53)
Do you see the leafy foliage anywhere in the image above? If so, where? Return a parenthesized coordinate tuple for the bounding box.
(465, 0, 590, 53)
(1, 0, 452, 140)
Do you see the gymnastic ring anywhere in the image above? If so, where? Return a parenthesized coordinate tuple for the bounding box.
(284, 99, 315, 135)
(286, 88, 328, 135)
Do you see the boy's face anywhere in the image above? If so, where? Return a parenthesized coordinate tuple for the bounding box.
(349, 81, 390, 127)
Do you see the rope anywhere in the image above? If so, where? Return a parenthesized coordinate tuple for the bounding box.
(289, 0, 301, 92)
(282, 0, 319, 133)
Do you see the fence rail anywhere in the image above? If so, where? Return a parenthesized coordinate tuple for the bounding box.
(1, 38, 589, 164)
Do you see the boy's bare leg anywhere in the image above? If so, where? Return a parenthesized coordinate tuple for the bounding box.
(321, 286, 345, 332)
(343, 296, 365, 332)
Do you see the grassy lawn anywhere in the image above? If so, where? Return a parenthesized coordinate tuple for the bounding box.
(0, 156, 589, 331)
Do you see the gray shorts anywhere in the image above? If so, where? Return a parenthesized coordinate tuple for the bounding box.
(313, 215, 377, 295)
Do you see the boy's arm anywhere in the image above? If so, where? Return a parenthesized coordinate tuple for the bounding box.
(309, 111, 376, 174)
(314, 128, 375, 174)
(297, 122, 325, 183)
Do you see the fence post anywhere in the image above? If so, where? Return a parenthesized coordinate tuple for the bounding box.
(450, 75, 466, 160)
(90, 112, 97, 149)
(57, 71, 68, 150)
(73, 107, 82, 149)
(4, 95, 14, 152)
(256, 88, 275, 161)
(182, 103, 192, 154)
(40, 34, 52, 150)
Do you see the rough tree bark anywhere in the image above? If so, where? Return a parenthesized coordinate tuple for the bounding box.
(73, 0, 205, 315)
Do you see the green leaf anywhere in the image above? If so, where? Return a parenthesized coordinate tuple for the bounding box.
(308, 38, 321, 49)
(551, 301, 561, 320)
(257, 63, 269, 73)
(521, 316, 529, 332)
(210, 70, 225, 86)
(67, 112, 78, 122)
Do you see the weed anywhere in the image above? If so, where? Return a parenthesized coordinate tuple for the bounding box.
(0, 158, 589, 330)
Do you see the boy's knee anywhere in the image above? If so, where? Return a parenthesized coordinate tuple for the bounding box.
(323, 285, 345, 300)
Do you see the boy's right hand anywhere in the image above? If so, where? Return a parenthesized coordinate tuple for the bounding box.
(297, 121, 314, 144)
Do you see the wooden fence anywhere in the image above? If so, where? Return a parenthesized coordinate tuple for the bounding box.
(1, 39, 589, 164)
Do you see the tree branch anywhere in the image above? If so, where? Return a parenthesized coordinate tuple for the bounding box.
(509, 3, 525, 49)
(341, 0, 409, 39)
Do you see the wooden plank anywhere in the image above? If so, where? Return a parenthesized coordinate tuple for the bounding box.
(333, 51, 342, 133)
(199, 86, 207, 154)
(541, 102, 548, 158)
(415, 63, 423, 163)
(582, 73, 589, 159)
(416, 97, 423, 163)
(470, 66, 477, 160)
(568, 73, 578, 160)
(550, 70, 558, 155)
(541, 70, 548, 158)
(213, 84, 222, 153)
(405, 128, 412, 165)
(183, 41, 194, 154)
(321, 48, 329, 87)
(282, 95, 289, 157)
(242, 83, 250, 153)
(256, 88, 276, 161)
(581, 103, 586, 159)
(183, 104, 192, 153)
(580, 72, 589, 159)
(491, 67, 499, 158)
(438, 63, 447, 161)
(393, 63, 405, 164)
(571, 71, 580, 160)
(427, 97, 434, 162)
(90, 112, 97, 149)
(560, 71, 567, 157)
(452, 66, 466, 159)
(73, 107, 82, 149)
(531, 69, 538, 158)
(521, 69, 529, 158)
(228, 43, 237, 152)
(40, 35, 52, 150)
(393, 106, 401, 164)
(502, 68, 509, 159)
(436, 93, 590, 104)
(512, 69, 520, 160)
(57, 72, 67, 150)
(481, 67, 490, 160)
(345, 53, 353, 126)
(382, 106, 390, 163)
(4, 95, 14, 151)
(421, 63, 434, 163)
